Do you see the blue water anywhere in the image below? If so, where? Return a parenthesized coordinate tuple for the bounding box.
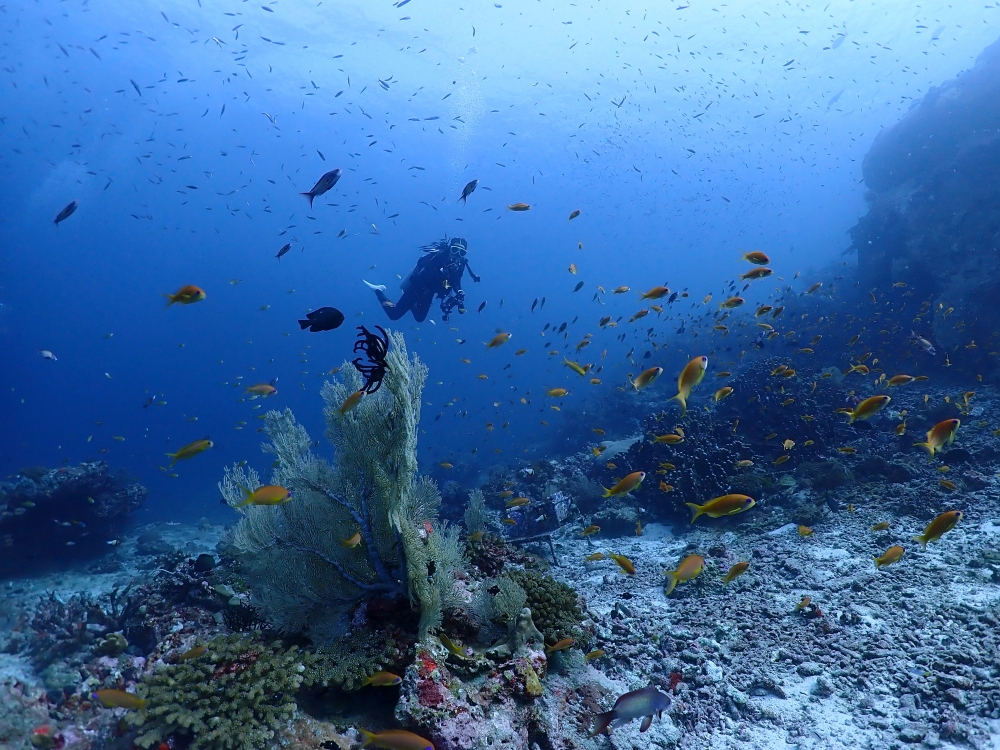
(1, 0, 996, 522)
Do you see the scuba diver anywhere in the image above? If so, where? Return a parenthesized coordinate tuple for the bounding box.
(365, 237, 480, 322)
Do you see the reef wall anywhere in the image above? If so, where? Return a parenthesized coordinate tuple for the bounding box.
(850, 37, 1000, 371)
(0, 462, 146, 575)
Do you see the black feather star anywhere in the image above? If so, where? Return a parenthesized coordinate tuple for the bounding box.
(352, 325, 390, 394)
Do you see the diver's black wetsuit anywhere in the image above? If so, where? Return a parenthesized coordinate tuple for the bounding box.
(375, 238, 480, 322)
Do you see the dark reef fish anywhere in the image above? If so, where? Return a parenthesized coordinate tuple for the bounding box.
(590, 683, 672, 735)
(54, 200, 78, 225)
(300, 168, 342, 208)
(276, 242, 291, 261)
(458, 179, 478, 204)
(298, 306, 345, 332)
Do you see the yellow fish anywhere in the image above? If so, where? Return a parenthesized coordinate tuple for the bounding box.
(685, 494, 755, 523)
(874, 545, 904, 569)
(342, 531, 362, 548)
(361, 671, 403, 687)
(663, 554, 704, 595)
(339, 389, 365, 415)
(843, 395, 890, 423)
(92, 689, 148, 710)
(358, 729, 435, 750)
(609, 552, 636, 575)
(602, 471, 645, 498)
(166, 438, 213, 467)
(714, 386, 733, 402)
(486, 332, 512, 349)
(723, 561, 749, 583)
(914, 419, 960, 460)
(632, 366, 663, 391)
(234, 484, 292, 508)
(651, 433, 684, 444)
(671, 356, 708, 416)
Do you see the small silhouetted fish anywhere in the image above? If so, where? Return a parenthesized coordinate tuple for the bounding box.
(54, 200, 78, 225)
(130, 79, 141, 95)
(143, 396, 155, 409)
(276, 243, 291, 261)
(478, 301, 487, 313)
(459, 179, 478, 204)
(573, 281, 584, 292)
(531, 298, 538, 312)
(541, 296, 546, 308)
(300, 168, 342, 208)
(298, 306, 345, 332)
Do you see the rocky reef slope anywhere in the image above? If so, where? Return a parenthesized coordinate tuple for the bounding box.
(851, 37, 1000, 373)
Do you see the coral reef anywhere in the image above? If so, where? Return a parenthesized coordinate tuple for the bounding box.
(850, 36, 1000, 376)
(507, 570, 589, 651)
(124, 634, 304, 750)
(463, 489, 488, 536)
(0, 462, 146, 574)
(302, 624, 413, 691)
(470, 575, 527, 644)
(221, 331, 464, 641)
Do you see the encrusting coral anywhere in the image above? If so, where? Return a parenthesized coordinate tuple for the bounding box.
(124, 634, 303, 750)
(507, 570, 589, 649)
(220, 330, 465, 642)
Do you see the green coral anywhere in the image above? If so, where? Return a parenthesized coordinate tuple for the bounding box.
(220, 331, 465, 642)
(302, 628, 412, 691)
(508, 570, 589, 649)
(125, 634, 303, 750)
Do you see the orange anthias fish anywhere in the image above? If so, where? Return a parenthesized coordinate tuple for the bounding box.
(486, 332, 512, 349)
(913, 510, 962, 547)
(663, 553, 704, 595)
(602, 471, 645, 498)
(914, 418, 960, 460)
(671, 355, 708, 416)
(163, 285, 206, 307)
(685, 494, 755, 523)
(632, 366, 663, 391)
(843, 395, 890, 423)
(166, 438, 213, 466)
(639, 285, 670, 300)
(740, 267, 772, 281)
(234, 484, 292, 508)
(741, 250, 770, 265)
(93, 689, 148, 710)
(507, 203, 531, 212)
(724, 561, 749, 583)
(245, 383, 277, 397)
(358, 729, 435, 750)
(714, 386, 733, 402)
(545, 637, 575, 655)
(339, 389, 365, 415)
(609, 552, 636, 575)
(362, 671, 403, 687)
(874, 545, 904, 569)
(651, 433, 684, 445)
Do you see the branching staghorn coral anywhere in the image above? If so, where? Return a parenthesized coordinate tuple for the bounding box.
(125, 634, 303, 750)
(221, 330, 464, 641)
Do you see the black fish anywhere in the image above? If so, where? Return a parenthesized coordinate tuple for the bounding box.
(276, 243, 291, 261)
(54, 200, 78, 225)
(477, 301, 487, 313)
(531, 298, 538, 312)
(458, 179, 478, 204)
(130, 79, 141, 95)
(573, 281, 584, 292)
(142, 396, 155, 409)
(299, 307, 345, 332)
(300, 168, 342, 208)
(540, 296, 546, 308)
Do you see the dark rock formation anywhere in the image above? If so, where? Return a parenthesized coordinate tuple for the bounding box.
(0, 462, 146, 575)
(851, 37, 1000, 373)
